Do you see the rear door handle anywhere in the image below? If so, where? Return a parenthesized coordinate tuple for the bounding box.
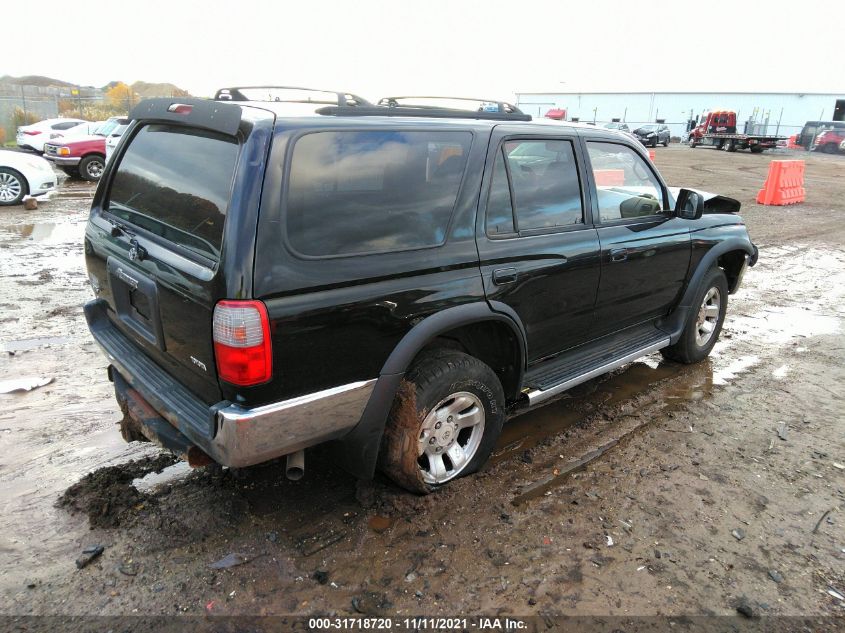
(492, 267, 518, 285)
(610, 248, 628, 263)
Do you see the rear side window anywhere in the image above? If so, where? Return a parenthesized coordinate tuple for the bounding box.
(485, 139, 584, 235)
(286, 130, 471, 257)
(107, 124, 239, 262)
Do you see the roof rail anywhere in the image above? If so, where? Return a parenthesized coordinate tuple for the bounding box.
(214, 86, 371, 107)
(378, 95, 527, 116)
(316, 95, 532, 122)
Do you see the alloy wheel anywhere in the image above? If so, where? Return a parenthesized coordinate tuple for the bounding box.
(695, 286, 721, 346)
(0, 172, 23, 202)
(417, 391, 485, 485)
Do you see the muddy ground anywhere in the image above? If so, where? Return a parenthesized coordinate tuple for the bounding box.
(0, 147, 843, 623)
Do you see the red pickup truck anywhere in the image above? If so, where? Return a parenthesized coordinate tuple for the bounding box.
(813, 127, 845, 154)
(42, 117, 124, 181)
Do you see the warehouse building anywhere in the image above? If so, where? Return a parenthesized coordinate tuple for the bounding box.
(514, 91, 845, 140)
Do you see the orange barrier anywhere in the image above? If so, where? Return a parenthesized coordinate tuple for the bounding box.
(756, 160, 805, 205)
(648, 149, 656, 161)
(593, 169, 625, 186)
(786, 135, 802, 150)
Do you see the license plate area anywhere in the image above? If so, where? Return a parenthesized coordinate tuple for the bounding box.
(107, 256, 165, 350)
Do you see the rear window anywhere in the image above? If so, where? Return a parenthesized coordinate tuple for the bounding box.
(107, 124, 239, 262)
(286, 130, 471, 257)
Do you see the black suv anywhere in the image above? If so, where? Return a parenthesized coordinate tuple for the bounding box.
(83, 87, 757, 493)
(633, 124, 671, 147)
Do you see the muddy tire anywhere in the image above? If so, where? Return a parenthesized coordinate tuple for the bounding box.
(378, 350, 505, 494)
(79, 154, 105, 181)
(750, 145, 764, 154)
(662, 267, 728, 364)
(0, 167, 28, 206)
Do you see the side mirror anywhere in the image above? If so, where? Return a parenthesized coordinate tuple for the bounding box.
(675, 188, 704, 220)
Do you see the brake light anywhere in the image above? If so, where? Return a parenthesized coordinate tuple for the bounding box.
(212, 300, 272, 386)
(24, 130, 42, 136)
(167, 103, 193, 115)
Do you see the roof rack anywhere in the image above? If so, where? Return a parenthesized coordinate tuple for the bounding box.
(214, 86, 371, 107)
(316, 95, 532, 122)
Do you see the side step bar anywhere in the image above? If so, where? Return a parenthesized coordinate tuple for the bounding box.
(524, 335, 670, 406)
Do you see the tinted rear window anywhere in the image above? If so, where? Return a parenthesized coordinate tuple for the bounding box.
(107, 124, 239, 262)
(286, 130, 471, 257)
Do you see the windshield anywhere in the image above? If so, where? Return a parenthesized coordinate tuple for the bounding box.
(95, 120, 120, 137)
(638, 125, 658, 131)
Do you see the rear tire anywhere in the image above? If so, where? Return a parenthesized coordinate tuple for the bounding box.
(379, 350, 505, 494)
(79, 155, 105, 181)
(662, 137, 669, 147)
(0, 168, 28, 206)
(750, 145, 764, 154)
(661, 267, 728, 364)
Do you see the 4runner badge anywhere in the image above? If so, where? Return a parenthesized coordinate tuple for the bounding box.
(190, 356, 207, 372)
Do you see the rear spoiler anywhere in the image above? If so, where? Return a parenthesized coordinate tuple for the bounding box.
(129, 98, 243, 137)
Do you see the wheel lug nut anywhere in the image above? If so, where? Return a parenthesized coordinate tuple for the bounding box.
(429, 437, 436, 444)
(435, 421, 441, 429)
(447, 416, 453, 422)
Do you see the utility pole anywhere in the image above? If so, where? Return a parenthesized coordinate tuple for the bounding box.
(21, 84, 28, 120)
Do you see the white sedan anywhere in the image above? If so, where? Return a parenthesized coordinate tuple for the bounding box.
(15, 117, 87, 153)
(0, 150, 58, 206)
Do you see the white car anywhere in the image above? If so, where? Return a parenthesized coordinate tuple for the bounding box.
(105, 118, 130, 163)
(48, 120, 103, 142)
(15, 117, 87, 153)
(0, 150, 58, 206)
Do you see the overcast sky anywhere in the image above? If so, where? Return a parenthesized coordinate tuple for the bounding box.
(4, 0, 842, 100)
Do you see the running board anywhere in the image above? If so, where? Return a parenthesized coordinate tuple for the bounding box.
(524, 333, 670, 406)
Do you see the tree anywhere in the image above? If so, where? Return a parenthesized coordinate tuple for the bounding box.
(106, 82, 135, 111)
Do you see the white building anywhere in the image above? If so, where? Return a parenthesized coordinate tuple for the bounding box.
(514, 91, 845, 139)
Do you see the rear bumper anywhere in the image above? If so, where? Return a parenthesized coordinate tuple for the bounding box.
(84, 299, 376, 467)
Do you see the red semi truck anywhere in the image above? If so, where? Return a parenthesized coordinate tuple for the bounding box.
(688, 110, 785, 153)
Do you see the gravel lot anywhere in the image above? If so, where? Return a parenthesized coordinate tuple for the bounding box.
(1, 146, 843, 623)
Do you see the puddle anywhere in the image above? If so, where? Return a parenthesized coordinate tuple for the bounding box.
(712, 354, 760, 385)
(0, 222, 83, 244)
(730, 307, 840, 344)
(1, 336, 72, 352)
(493, 357, 682, 465)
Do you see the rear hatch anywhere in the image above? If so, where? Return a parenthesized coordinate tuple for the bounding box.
(84, 99, 274, 405)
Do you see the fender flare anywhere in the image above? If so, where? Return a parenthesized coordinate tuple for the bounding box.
(334, 301, 527, 479)
(660, 237, 756, 342)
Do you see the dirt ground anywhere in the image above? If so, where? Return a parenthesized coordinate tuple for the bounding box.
(1, 146, 843, 624)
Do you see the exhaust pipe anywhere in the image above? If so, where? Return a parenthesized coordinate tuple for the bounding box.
(286, 450, 305, 481)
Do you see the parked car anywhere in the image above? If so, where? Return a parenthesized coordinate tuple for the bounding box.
(812, 126, 845, 154)
(16, 117, 87, 153)
(840, 139, 845, 152)
(83, 90, 757, 494)
(633, 124, 671, 147)
(48, 120, 104, 142)
(105, 118, 130, 163)
(796, 120, 845, 150)
(0, 149, 58, 206)
(604, 122, 630, 133)
(42, 116, 126, 180)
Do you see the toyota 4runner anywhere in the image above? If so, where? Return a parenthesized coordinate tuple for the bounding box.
(84, 87, 757, 493)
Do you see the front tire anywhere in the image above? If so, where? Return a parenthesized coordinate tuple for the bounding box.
(662, 267, 728, 364)
(79, 155, 105, 181)
(0, 168, 28, 206)
(379, 350, 505, 494)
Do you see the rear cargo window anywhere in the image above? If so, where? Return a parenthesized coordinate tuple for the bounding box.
(286, 130, 471, 257)
(107, 124, 239, 262)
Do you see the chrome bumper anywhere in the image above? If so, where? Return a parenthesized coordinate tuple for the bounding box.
(44, 155, 81, 166)
(85, 299, 376, 468)
(210, 380, 376, 467)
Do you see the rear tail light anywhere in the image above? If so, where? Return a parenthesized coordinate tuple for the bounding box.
(212, 300, 272, 386)
(23, 130, 42, 136)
